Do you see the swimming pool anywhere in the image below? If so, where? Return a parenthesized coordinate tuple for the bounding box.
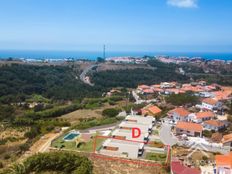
(63, 131, 80, 141)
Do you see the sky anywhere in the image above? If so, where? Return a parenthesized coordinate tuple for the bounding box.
(0, 0, 232, 52)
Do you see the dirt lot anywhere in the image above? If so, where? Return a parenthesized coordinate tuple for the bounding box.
(90, 155, 168, 174)
(172, 146, 215, 167)
(60, 101, 128, 125)
(60, 108, 104, 124)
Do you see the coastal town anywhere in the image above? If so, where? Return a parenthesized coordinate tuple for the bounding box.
(35, 79, 231, 174)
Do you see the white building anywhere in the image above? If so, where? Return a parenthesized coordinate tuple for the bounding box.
(119, 121, 152, 134)
(202, 98, 221, 110)
(168, 107, 190, 123)
(203, 120, 226, 131)
(189, 111, 214, 123)
(112, 129, 149, 143)
(100, 139, 144, 159)
(125, 115, 155, 125)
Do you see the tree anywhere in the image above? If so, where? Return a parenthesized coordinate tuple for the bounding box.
(102, 108, 120, 117)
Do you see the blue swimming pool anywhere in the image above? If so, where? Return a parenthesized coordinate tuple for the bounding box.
(63, 131, 80, 141)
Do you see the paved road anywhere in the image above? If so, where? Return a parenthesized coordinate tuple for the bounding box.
(159, 123, 178, 146)
(80, 122, 120, 133)
(80, 64, 98, 86)
(132, 90, 157, 104)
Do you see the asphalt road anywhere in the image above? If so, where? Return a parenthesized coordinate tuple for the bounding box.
(80, 64, 98, 86)
(159, 123, 178, 146)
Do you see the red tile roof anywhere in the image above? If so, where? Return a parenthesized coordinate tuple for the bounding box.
(142, 105, 162, 115)
(138, 85, 150, 89)
(176, 121, 203, 132)
(143, 89, 154, 94)
(171, 107, 190, 117)
(204, 120, 225, 127)
(202, 98, 218, 105)
(222, 133, 232, 144)
(195, 111, 214, 119)
(215, 152, 232, 168)
(171, 161, 201, 174)
(213, 90, 232, 101)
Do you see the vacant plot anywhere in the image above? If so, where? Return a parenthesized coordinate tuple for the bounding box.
(145, 152, 167, 162)
(60, 108, 104, 124)
(60, 100, 128, 125)
(172, 146, 216, 167)
(90, 155, 169, 174)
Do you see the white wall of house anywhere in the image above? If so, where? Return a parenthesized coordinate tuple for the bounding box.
(202, 102, 214, 110)
(203, 124, 224, 131)
(189, 114, 212, 123)
(176, 128, 202, 137)
(217, 166, 232, 174)
(172, 112, 189, 122)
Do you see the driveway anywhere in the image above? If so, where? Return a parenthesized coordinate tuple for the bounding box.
(159, 122, 177, 146)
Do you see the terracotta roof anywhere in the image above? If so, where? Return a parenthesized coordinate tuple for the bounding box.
(138, 85, 150, 89)
(202, 98, 218, 105)
(143, 89, 154, 94)
(195, 111, 214, 119)
(171, 161, 201, 174)
(147, 105, 162, 114)
(152, 84, 160, 88)
(153, 88, 164, 92)
(213, 90, 232, 101)
(176, 121, 203, 132)
(171, 107, 190, 117)
(215, 152, 232, 168)
(204, 120, 225, 127)
(222, 133, 232, 144)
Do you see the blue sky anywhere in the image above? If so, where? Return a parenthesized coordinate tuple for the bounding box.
(0, 0, 232, 52)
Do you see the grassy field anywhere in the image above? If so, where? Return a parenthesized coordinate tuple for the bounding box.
(145, 152, 167, 162)
(60, 99, 129, 125)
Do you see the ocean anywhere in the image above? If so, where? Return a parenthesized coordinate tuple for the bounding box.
(0, 50, 232, 61)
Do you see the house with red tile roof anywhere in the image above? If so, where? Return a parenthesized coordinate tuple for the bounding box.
(141, 105, 162, 116)
(142, 88, 154, 94)
(189, 111, 214, 123)
(175, 121, 203, 137)
(203, 120, 226, 131)
(213, 90, 232, 101)
(160, 82, 176, 88)
(221, 133, 232, 148)
(215, 152, 232, 174)
(168, 107, 190, 122)
(202, 98, 221, 110)
(171, 160, 201, 174)
(137, 85, 150, 92)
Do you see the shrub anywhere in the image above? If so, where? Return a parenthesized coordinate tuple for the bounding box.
(10, 152, 92, 174)
(203, 130, 213, 138)
(102, 108, 120, 118)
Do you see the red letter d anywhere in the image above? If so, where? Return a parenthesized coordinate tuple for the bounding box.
(132, 128, 141, 138)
